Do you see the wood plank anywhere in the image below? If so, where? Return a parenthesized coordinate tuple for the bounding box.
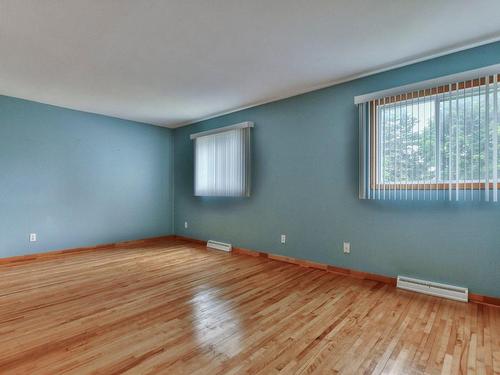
(0, 238, 498, 374)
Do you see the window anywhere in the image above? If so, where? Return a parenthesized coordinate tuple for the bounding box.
(191, 122, 253, 197)
(358, 70, 500, 201)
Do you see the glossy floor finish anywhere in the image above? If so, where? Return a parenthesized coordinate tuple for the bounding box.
(0, 239, 499, 374)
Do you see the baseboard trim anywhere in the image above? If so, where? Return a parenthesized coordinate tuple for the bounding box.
(468, 293, 500, 308)
(0, 235, 177, 265)
(173, 235, 207, 246)
(174, 235, 500, 307)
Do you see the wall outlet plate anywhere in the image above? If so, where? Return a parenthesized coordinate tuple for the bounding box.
(280, 234, 286, 244)
(343, 241, 350, 254)
(184, 221, 188, 229)
(29, 233, 37, 242)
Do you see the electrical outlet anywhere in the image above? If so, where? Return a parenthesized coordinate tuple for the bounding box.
(29, 233, 37, 242)
(343, 241, 350, 254)
(281, 234, 286, 244)
(184, 221, 188, 229)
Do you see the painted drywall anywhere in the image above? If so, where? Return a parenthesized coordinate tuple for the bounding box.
(0, 96, 173, 258)
(173, 41, 500, 297)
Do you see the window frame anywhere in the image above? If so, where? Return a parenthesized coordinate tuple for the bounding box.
(192, 122, 253, 197)
(370, 77, 500, 190)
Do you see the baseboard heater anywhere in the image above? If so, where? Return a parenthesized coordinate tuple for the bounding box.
(207, 240, 232, 252)
(397, 276, 468, 302)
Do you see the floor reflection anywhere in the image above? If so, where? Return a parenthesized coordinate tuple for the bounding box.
(189, 287, 243, 359)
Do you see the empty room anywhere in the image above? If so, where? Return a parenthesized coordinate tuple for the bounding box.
(1, 1, 500, 374)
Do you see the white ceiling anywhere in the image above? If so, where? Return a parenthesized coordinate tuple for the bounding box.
(1, 1, 500, 128)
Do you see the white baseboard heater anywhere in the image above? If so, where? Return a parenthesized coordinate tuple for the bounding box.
(207, 240, 232, 252)
(397, 276, 468, 302)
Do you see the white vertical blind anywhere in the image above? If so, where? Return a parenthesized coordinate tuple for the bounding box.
(493, 75, 499, 201)
(192, 122, 253, 197)
(358, 73, 500, 201)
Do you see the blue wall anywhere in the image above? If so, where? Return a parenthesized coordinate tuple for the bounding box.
(0, 96, 173, 257)
(1, 43, 498, 297)
(173, 41, 500, 297)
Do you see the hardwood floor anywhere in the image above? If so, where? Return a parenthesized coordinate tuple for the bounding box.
(0, 239, 498, 374)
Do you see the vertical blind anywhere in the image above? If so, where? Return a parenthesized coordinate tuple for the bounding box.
(357, 68, 500, 201)
(191, 122, 253, 197)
